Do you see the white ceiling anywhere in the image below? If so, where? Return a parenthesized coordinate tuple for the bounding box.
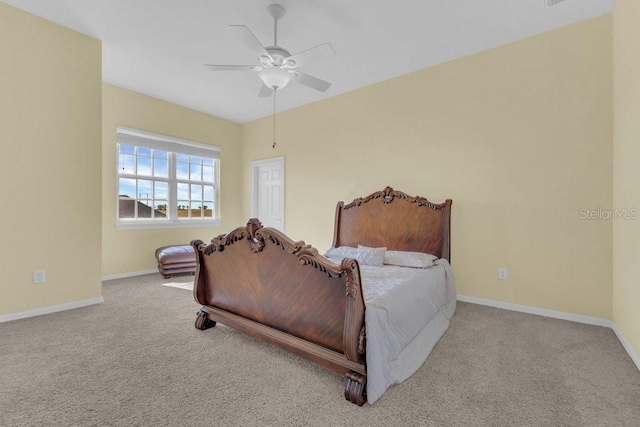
(4, 0, 615, 123)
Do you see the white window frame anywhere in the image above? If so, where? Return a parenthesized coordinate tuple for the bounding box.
(116, 126, 220, 231)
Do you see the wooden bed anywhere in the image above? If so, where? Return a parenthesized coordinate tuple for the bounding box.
(191, 187, 452, 405)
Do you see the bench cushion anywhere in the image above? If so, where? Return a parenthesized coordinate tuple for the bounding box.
(155, 245, 196, 277)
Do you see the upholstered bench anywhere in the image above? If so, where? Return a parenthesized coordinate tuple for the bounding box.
(155, 245, 197, 278)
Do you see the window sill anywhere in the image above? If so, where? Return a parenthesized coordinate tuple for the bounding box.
(116, 219, 220, 231)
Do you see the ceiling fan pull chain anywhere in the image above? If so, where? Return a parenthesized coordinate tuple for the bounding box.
(272, 89, 277, 148)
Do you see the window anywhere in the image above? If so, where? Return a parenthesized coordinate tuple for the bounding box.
(116, 127, 220, 230)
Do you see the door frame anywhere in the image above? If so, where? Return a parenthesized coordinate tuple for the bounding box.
(251, 156, 285, 232)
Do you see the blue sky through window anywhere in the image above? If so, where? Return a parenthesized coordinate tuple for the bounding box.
(118, 143, 217, 220)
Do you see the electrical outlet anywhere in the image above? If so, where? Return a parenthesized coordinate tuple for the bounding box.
(498, 268, 508, 281)
(33, 270, 45, 284)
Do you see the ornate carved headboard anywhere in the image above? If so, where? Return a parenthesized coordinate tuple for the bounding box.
(332, 187, 453, 261)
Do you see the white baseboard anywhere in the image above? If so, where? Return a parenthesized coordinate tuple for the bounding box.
(457, 294, 613, 327)
(102, 269, 157, 282)
(458, 294, 640, 372)
(612, 324, 640, 372)
(0, 297, 104, 324)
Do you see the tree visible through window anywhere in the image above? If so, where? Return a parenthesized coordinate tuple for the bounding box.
(116, 127, 219, 229)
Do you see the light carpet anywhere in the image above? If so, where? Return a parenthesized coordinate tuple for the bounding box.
(1, 273, 639, 426)
(161, 281, 193, 290)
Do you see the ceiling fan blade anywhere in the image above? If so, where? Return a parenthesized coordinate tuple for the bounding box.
(284, 43, 336, 68)
(230, 25, 273, 61)
(205, 64, 262, 71)
(292, 71, 331, 92)
(258, 83, 273, 97)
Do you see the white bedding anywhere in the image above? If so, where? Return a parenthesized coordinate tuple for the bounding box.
(326, 255, 456, 403)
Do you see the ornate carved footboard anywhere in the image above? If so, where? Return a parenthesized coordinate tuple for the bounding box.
(191, 219, 367, 405)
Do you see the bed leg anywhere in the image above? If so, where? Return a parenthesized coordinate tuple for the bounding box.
(195, 309, 216, 330)
(344, 372, 366, 406)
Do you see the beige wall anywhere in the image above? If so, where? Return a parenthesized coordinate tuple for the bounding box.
(102, 84, 242, 277)
(613, 1, 640, 358)
(241, 16, 614, 319)
(0, 4, 102, 314)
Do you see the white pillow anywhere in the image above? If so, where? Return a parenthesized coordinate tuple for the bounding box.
(324, 246, 358, 260)
(383, 250, 438, 268)
(357, 245, 386, 267)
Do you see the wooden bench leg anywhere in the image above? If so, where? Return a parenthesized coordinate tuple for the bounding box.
(195, 309, 216, 330)
(344, 371, 366, 406)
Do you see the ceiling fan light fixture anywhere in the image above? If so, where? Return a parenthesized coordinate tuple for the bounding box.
(259, 67, 291, 90)
(205, 3, 334, 96)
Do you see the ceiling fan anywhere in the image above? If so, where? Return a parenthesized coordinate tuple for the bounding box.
(205, 4, 336, 97)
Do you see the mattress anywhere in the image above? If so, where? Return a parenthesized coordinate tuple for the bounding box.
(358, 259, 456, 403)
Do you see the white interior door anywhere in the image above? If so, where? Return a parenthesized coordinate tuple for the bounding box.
(251, 157, 285, 232)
